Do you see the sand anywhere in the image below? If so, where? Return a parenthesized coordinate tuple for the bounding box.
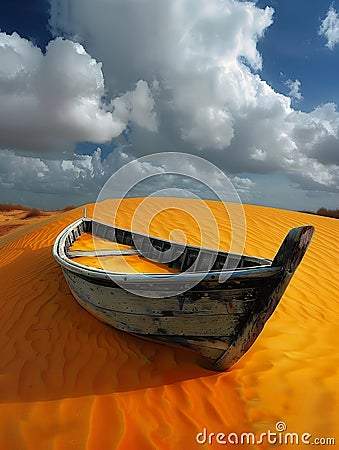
(0, 197, 338, 449)
(0, 209, 60, 239)
(70, 233, 180, 274)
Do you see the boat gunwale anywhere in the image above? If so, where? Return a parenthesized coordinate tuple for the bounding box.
(52, 217, 280, 283)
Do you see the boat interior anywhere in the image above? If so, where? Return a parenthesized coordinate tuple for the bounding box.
(64, 219, 271, 274)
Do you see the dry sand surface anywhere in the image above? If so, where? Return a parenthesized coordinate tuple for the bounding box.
(0, 197, 338, 449)
(0, 209, 60, 238)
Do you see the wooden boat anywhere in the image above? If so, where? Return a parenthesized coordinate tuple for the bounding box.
(52, 210, 314, 371)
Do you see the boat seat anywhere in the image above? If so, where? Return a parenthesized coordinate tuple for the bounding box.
(67, 249, 139, 258)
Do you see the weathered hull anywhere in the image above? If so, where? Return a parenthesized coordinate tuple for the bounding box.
(53, 217, 314, 370)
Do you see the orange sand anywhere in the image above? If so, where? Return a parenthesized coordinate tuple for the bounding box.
(0, 197, 338, 449)
(0, 209, 60, 238)
(70, 233, 179, 274)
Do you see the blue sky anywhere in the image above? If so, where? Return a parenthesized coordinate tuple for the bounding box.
(0, 0, 338, 211)
(2, 0, 51, 48)
(257, 0, 339, 111)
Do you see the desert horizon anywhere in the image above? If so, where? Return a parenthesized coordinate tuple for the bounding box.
(1, 199, 338, 239)
(0, 197, 338, 449)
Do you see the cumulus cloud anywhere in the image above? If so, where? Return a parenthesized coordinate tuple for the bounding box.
(0, 146, 255, 208)
(1, 0, 338, 210)
(230, 176, 255, 201)
(285, 79, 303, 102)
(46, 0, 339, 196)
(112, 80, 158, 132)
(290, 103, 339, 167)
(0, 147, 109, 196)
(49, 0, 274, 151)
(319, 5, 339, 50)
(0, 32, 157, 153)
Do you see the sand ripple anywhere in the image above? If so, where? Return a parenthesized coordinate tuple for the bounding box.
(0, 198, 338, 449)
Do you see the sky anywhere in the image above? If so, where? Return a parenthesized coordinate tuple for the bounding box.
(0, 0, 338, 211)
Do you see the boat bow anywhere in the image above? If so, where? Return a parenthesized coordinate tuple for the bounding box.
(213, 225, 315, 370)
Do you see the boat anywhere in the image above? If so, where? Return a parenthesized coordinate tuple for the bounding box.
(52, 209, 314, 371)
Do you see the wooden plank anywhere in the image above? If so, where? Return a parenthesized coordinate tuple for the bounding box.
(72, 290, 243, 336)
(63, 269, 258, 315)
(141, 334, 231, 362)
(65, 272, 260, 315)
(67, 249, 139, 258)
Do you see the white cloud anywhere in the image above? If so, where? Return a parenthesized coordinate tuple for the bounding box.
(285, 79, 303, 102)
(1, 0, 339, 210)
(0, 148, 109, 196)
(319, 5, 339, 50)
(111, 80, 158, 132)
(290, 103, 339, 166)
(0, 32, 157, 153)
(181, 106, 234, 150)
(250, 147, 267, 161)
(0, 147, 251, 208)
(230, 176, 255, 200)
(47, 0, 290, 173)
(48, 0, 274, 153)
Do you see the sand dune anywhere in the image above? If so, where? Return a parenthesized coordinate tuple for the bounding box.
(0, 198, 338, 449)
